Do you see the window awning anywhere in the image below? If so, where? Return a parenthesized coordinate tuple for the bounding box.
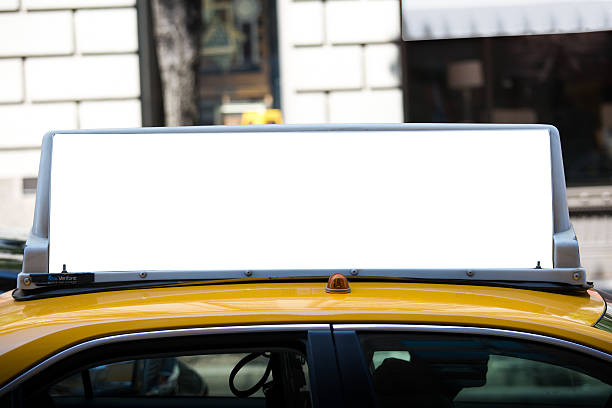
(402, 0, 612, 41)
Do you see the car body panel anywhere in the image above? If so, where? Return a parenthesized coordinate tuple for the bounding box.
(0, 281, 609, 386)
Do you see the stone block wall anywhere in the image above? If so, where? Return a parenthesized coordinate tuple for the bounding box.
(0, 0, 140, 234)
(277, 0, 403, 124)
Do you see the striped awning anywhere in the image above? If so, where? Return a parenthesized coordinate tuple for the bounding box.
(402, 0, 612, 40)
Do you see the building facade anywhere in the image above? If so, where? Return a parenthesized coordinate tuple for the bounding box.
(0, 0, 141, 238)
(0, 0, 611, 288)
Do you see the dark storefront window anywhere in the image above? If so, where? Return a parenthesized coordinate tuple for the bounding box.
(199, 0, 280, 125)
(404, 32, 612, 186)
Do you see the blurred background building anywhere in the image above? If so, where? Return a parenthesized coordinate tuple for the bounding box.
(1, 0, 612, 289)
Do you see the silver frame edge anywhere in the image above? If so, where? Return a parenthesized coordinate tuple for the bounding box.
(17, 266, 588, 291)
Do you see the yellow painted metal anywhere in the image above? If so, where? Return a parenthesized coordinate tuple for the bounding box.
(0, 282, 609, 386)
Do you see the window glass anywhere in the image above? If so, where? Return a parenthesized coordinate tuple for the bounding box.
(404, 31, 612, 185)
(359, 333, 612, 408)
(49, 350, 310, 405)
(178, 353, 270, 397)
(90, 360, 137, 396)
(372, 351, 411, 370)
(48, 372, 83, 397)
(199, 0, 281, 125)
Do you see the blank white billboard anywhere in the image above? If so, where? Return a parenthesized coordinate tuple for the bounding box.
(49, 129, 552, 273)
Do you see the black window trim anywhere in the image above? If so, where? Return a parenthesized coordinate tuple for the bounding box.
(332, 324, 612, 362)
(332, 329, 378, 408)
(0, 324, 329, 398)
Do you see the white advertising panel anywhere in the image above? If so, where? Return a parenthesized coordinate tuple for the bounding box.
(49, 130, 552, 272)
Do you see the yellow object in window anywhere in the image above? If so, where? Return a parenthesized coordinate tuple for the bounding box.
(241, 109, 283, 125)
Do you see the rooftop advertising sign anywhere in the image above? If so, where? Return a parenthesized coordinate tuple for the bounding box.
(16, 124, 584, 292)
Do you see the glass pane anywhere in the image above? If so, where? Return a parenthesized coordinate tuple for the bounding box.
(359, 333, 612, 408)
(405, 32, 612, 185)
(49, 129, 553, 273)
(457, 355, 611, 404)
(90, 360, 138, 396)
(48, 372, 84, 397)
(199, 0, 281, 125)
(372, 351, 411, 370)
(49, 350, 309, 405)
(178, 353, 269, 397)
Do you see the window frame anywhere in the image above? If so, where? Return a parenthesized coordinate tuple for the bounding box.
(333, 324, 612, 362)
(0, 324, 340, 408)
(2, 323, 610, 408)
(334, 324, 612, 408)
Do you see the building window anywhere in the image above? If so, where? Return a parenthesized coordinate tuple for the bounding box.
(199, 0, 280, 125)
(403, 31, 612, 186)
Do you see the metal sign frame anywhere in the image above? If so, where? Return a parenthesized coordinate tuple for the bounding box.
(15, 124, 585, 294)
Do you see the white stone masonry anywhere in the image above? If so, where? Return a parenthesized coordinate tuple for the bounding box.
(0, 0, 141, 233)
(278, 0, 403, 124)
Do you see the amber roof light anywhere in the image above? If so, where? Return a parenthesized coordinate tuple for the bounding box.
(326, 273, 351, 293)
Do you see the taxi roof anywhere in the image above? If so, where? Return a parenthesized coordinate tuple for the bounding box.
(16, 123, 586, 298)
(0, 281, 608, 386)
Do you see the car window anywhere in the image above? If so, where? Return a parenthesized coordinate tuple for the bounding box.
(358, 333, 612, 408)
(50, 351, 310, 399)
(2, 328, 346, 408)
(48, 349, 309, 404)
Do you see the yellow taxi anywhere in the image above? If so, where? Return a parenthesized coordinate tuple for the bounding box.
(0, 124, 610, 408)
